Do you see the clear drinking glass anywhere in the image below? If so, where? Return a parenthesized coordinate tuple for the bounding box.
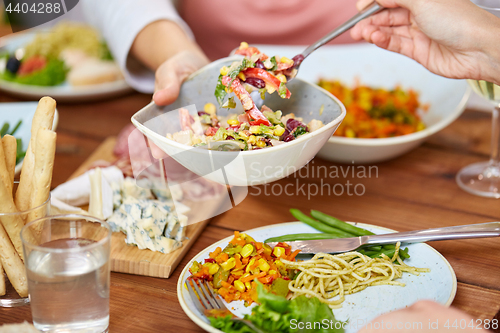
(0, 186, 50, 307)
(21, 214, 111, 333)
(456, 0, 500, 198)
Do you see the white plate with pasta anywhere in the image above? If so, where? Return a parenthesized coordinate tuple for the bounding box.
(0, 25, 133, 103)
(177, 221, 457, 333)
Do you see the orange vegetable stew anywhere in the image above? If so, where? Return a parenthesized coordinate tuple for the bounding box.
(318, 79, 427, 138)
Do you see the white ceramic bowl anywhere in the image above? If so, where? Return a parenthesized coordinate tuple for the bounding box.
(131, 56, 346, 186)
(256, 44, 471, 164)
(0, 102, 59, 174)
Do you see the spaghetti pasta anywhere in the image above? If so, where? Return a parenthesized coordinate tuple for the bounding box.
(281, 242, 429, 309)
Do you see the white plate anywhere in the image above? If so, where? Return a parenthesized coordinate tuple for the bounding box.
(177, 222, 457, 333)
(254, 43, 470, 163)
(0, 102, 59, 174)
(0, 33, 133, 102)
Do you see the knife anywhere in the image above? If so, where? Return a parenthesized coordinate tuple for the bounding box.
(266, 222, 500, 254)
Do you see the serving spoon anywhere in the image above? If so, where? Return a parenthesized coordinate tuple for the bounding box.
(289, 2, 383, 78)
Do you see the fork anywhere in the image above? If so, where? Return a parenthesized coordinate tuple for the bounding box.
(186, 278, 265, 333)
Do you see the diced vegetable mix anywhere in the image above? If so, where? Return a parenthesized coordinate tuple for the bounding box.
(188, 231, 300, 305)
(167, 43, 325, 150)
(317, 79, 427, 138)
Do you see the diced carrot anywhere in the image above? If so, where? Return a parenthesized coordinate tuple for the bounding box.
(227, 276, 235, 285)
(221, 281, 232, 289)
(288, 249, 301, 261)
(241, 271, 266, 283)
(209, 247, 221, 259)
(242, 257, 249, 265)
(234, 256, 242, 269)
(258, 275, 274, 284)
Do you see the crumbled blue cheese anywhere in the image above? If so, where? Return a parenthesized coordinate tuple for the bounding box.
(106, 177, 189, 254)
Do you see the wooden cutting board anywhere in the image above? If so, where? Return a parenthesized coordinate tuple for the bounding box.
(67, 137, 217, 278)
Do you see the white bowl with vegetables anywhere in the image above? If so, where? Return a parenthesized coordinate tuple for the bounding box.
(254, 44, 470, 164)
(0, 102, 59, 174)
(132, 55, 346, 186)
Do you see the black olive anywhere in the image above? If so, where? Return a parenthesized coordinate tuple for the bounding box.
(6, 57, 21, 74)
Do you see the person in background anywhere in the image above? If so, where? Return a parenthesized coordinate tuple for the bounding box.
(351, 0, 497, 330)
(81, 0, 359, 105)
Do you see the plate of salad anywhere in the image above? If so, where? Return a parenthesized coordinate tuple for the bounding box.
(0, 102, 59, 174)
(177, 215, 456, 333)
(0, 22, 132, 102)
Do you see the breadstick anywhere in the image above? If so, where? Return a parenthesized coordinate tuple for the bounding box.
(0, 262, 5, 296)
(15, 97, 56, 212)
(2, 135, 16, 195)
(0, 139, 12, 197)
(27, 129, 56, 226)
(0, 222, 28, 297)
(0, 174, 36, 262)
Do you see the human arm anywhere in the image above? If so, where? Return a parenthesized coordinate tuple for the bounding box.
(359, 300, 483, 333)
(351, 0, 500, 85)
(81, 0, 208, 100)
(130, 20, 209, 105)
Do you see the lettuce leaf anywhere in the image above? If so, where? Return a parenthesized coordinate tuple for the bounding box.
(209, 282, 344, 333)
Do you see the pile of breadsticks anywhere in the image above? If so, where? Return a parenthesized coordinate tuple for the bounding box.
(0, 97, 57, 297)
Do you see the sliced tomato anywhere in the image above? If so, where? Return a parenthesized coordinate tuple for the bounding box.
(235, 47, 268, 61)
(221, 76, 271, 127)
(205, 127, 218, 136)
(242, 68, 291, 99)
(18, 56, 47, 76)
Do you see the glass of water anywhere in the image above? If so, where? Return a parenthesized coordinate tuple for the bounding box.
(21, 214, 111, 333)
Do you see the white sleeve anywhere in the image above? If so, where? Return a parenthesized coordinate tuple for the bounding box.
(81, 0, 194, 93)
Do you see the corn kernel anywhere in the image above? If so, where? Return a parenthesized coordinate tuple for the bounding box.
(280, 56, 294, 65)
(209, 263, 220, 275)
(273, 247, 286, 258)
(237, 72, 246, 81)
(204, 103, 216, 115)
(249, 126, 260, 134)
(221, 258, 236, 271)
(234, 280, 246, 293)
(246, 258, 256, 273)
(266, 85, 276, 94)
(239, 42, 249, 49)
(276, 74, 287, 83)
(241, 244, 254, 258)
(220, 66, 229, 76)
(247, 135, 257, 145)
(257, 258, 270, 272)
(268, 270, 277, 275)
(225, 87, 233, 93)
(242, 234, 256, 243)
(245, 282, 252, 290)
(227, 119, 240, 126)
(274, 260, 285, 269)
(256, 139, 266, 148)
(273, 125, 285, 136)
(262, 244, 272, 256)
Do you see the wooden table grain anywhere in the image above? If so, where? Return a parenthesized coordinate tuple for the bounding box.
(1, 26, 499, 333)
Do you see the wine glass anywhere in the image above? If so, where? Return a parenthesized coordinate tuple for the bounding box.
(456, 0, 500, 198)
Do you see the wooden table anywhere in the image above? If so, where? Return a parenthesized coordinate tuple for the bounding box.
(1, 26, 499, 333)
